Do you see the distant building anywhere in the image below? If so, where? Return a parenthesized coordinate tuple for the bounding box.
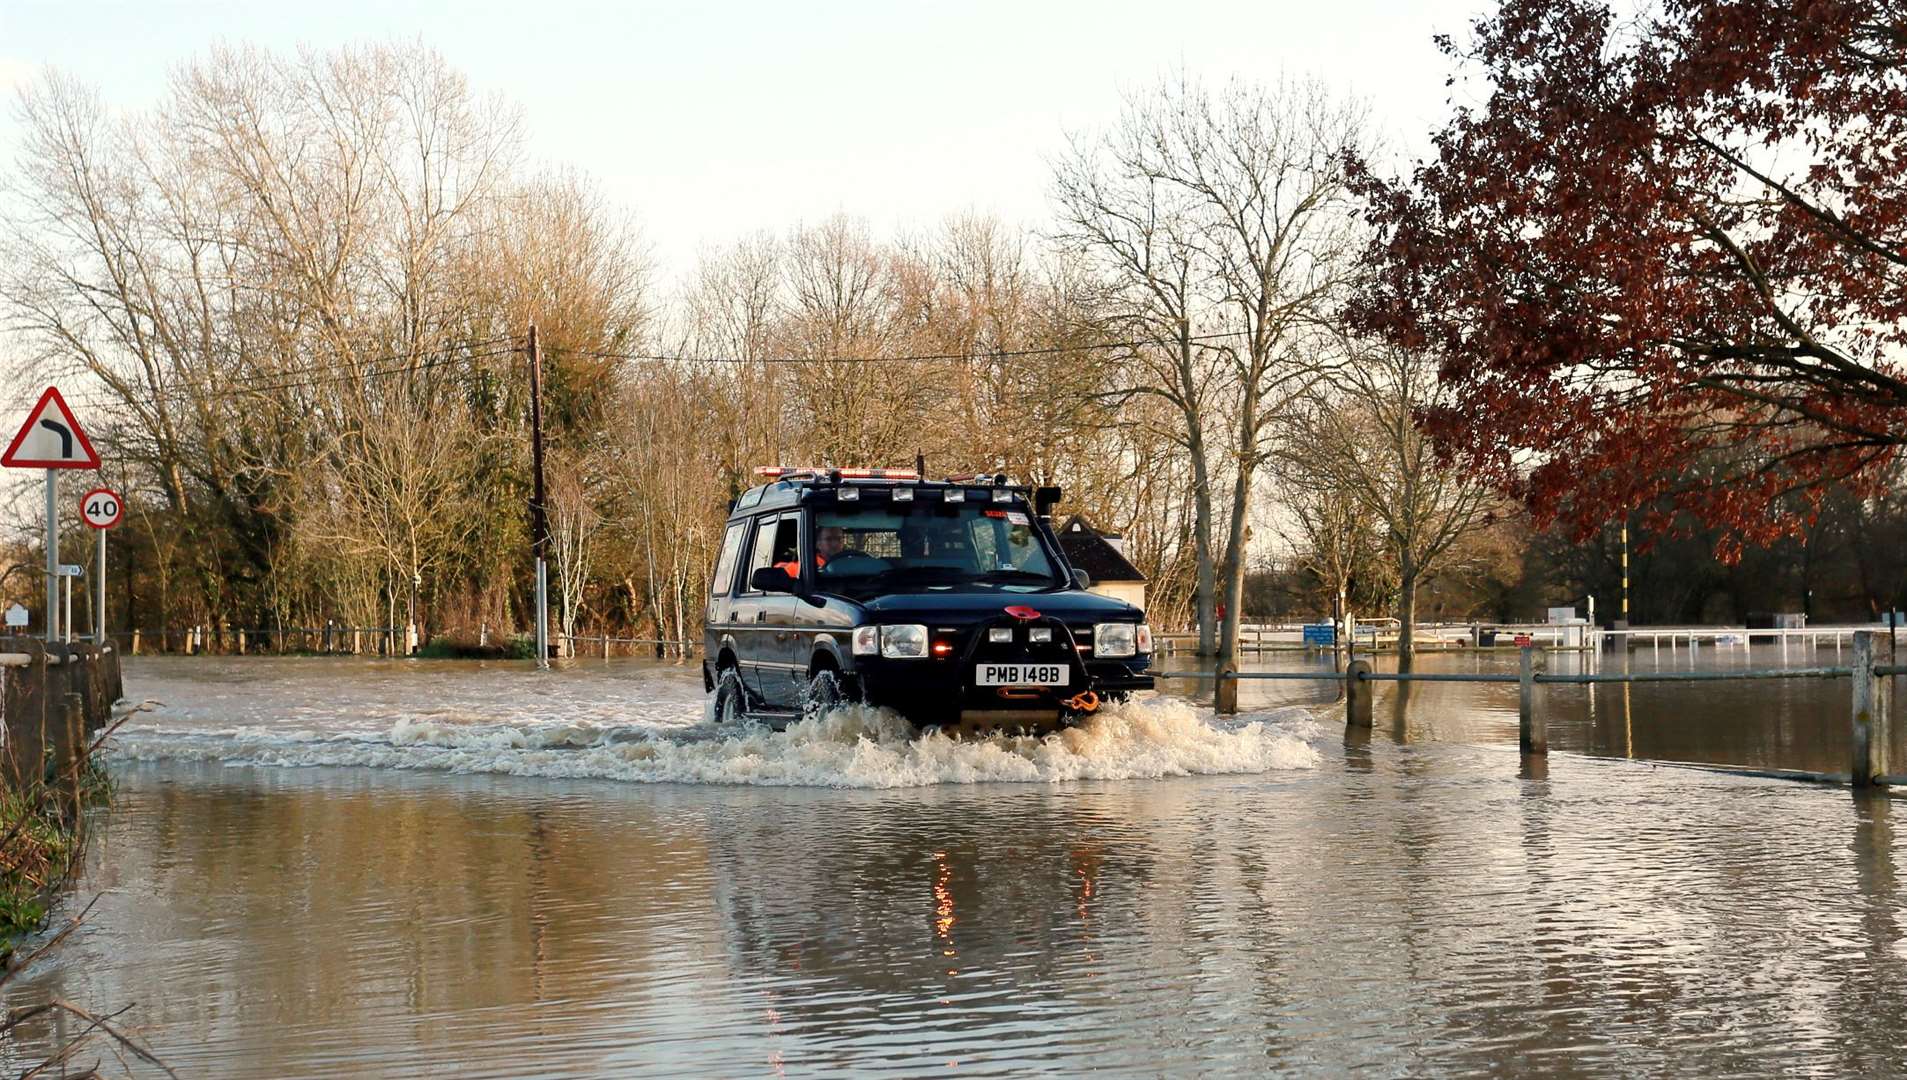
(1056, 516, 1147, 610)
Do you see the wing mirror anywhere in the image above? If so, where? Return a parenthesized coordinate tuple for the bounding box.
(1072, 568, 1092, 590)
(751, 566, 797, 594)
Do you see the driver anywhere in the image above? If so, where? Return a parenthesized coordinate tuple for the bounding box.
(816, 525, 847, 566)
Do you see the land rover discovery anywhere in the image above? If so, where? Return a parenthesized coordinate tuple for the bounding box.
(702, 469, 1153, 734)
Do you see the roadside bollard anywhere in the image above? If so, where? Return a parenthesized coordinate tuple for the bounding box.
(1851, 631, 1892, 787)
(1519, 645, 1546, 755)
(1345, 659, 1372, 728)
(1214, 662, 1239, 716)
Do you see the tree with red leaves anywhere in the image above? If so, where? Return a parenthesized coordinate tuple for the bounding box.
(1352, 0, 1907, 560)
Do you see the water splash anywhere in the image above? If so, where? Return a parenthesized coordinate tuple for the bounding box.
(105, 695, 1319, 789)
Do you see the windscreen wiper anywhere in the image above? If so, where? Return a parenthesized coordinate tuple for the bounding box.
(976, 569, 1058, 586)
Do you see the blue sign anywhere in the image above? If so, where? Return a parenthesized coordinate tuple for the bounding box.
(1302, 623, 1336, 646)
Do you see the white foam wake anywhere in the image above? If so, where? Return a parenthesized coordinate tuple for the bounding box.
(105, 696, 1320, 789)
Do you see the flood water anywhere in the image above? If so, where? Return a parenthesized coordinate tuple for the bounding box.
(7, 645, 1907, 1076)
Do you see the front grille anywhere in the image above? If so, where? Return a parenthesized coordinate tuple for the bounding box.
(950, 616, 1088, 674)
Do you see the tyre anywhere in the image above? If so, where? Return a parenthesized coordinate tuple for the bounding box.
(713, 667, 750, 726)
(801, 668, 846, 724)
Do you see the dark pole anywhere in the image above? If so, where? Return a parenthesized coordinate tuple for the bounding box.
(528, 324, 550, 669)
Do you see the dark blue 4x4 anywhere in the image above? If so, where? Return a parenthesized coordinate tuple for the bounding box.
(702, 470, 1153, 734)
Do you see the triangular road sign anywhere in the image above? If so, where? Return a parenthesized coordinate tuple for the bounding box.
(2, 387, 100, 469)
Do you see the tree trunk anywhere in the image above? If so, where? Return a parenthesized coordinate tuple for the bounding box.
(1191, 440, 1217, 655)
(1182, 321, 1218, 657)
(1218, 461, 1254, 663)
(1332, 585, 1346, 672)
(1396, 562, 1419, 672)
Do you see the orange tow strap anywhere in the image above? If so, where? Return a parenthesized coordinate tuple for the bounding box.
(1064, 690, 1100, 713)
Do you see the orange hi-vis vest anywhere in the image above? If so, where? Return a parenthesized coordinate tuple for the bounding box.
(775, 553, 827, 578)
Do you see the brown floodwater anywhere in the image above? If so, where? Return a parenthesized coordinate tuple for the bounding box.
(4, 645, 1905, 1077)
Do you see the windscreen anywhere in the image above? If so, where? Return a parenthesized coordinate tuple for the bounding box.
(812, 503, 1061, 598)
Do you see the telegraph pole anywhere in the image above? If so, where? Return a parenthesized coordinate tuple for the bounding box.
(528, 324, 550, 671)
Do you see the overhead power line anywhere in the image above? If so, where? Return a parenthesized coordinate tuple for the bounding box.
(55, 339, 520, 414)
(542, 329, 1250, 366)
(49, 326, 1250, 417)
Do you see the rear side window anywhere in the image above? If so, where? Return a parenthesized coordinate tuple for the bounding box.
(711, 522, 746, 596)
(746, 518, 779, 587)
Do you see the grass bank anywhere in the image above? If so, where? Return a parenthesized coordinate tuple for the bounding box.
(0, 756, 110, 960)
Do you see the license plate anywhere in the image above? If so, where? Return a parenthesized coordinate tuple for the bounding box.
(975, 663, 1069, 687)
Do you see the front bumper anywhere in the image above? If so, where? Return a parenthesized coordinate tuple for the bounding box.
(850, 616, 1151, 725)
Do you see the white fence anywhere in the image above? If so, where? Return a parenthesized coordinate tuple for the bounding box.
(1158, 620, 1902, 655)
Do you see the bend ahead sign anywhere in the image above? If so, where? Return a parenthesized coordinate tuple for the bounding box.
(2, 387, 99, 469)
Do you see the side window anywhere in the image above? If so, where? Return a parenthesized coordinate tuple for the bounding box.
(711, 522, 746, 596)
(745, 517, 780, 589)
(771, 518, 800, 571)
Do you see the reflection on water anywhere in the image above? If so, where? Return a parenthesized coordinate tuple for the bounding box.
(1158, 643, 1907, 775)
(3, 652, 1906, 1075)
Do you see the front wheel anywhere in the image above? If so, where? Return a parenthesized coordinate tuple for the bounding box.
(713, 668, 750, 726)
(801, 668, 849, 724)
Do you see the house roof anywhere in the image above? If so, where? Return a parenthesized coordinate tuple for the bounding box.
(1056, 516, 1147, 584)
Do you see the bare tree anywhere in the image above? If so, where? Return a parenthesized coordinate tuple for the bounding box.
(1288, 344, 1500, 666)
(1053, 113, 1225, 654)
(1055, 73, 1370, 658)
(1273, 436, 1385, 662)
(546, 454, 600, 652)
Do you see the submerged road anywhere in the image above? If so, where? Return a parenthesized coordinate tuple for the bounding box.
(4, 652, 1905, 1076)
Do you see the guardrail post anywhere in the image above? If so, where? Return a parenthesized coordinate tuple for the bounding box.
(1852, 631, 1891, 787)
(1519, 645, 1546, 754)
(1345, 659, 1372, 728)
(1214, 662, 1239, 716)
(55, 690, 84, 804)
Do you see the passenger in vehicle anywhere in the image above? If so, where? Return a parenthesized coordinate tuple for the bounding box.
(772, 537, 801, 579)
(777, 526, 849, 578)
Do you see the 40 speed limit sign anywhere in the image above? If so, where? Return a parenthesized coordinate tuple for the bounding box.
(80, 487, 123, 529)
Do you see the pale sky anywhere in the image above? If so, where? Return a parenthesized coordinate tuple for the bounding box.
(0, 0, 1487, 282)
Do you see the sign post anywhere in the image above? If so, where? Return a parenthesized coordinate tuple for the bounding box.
(46, 468, 56, 641)
(2, 387, 102, 642)
(81, 488, 123, 643)
(59, 563, 80, 643)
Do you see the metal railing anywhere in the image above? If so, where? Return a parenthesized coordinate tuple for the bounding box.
(1156, 620, 1901, 656)
(111, 625, 698, 660)
(1151, 630, 1902, 788)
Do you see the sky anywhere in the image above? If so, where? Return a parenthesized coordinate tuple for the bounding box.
(0, 0, 1488, 283)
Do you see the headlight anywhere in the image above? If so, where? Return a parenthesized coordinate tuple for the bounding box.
(1093, 622, 1137, 658)
(1137, 623, 1152, 653)
(881, 624, 929, 659)
(852, 626, 880, 656)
